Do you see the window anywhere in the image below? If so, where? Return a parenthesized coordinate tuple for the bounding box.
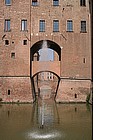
(32, 0, 38, 6)
(8, 90, 10, 95)
(4, 19, 10, 32)
(67, 20, 73, 32)
(80, 0, 86, 6)
(21, 20, 27, 31)
(11, 53, 15, 59)
(47, 72, 53, 80)
(23, 40, 27, 45)
(39, 20, 45, 32)
(83, 58, 86, 63)
(53, 20, 59, 32)
(5, 40, 9, 45)
(53, 0, 59, 6)
(5, 0, 11, 5)
(81, 21, 86, 32)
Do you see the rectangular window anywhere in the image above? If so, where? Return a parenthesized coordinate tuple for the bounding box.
(53, 20, 59, 32)
(21, 20, 27, 31)
(80, 0, 86, 6)
(23, 40, 27, 45)
(81, 21, 86, 32)
(39, 20, 45, 32)
(53, 0, 59, 6)
(11, 53, 15, 59)
(5, 0, 11, 5)
(67, 20, 73, 32)
(32, 0, 38, 6)
(4, 19, 10, 32)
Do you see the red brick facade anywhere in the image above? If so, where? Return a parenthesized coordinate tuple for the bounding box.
(0, 0, 92, 103)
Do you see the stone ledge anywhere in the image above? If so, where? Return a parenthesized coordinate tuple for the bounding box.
(55, 100, 86, 104)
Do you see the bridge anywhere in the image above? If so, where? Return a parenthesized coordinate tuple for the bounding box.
(32, 61, 60, 77)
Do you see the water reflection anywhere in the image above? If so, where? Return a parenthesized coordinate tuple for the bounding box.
(29, 132, 60, 139)
(0, 100, 92, 140)
(38, 100, 56, 129)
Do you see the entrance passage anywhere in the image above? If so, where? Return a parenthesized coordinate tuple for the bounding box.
(32, 71, 60, 100)
(30, 40, 61, 101)
(37, 71, 59, 100)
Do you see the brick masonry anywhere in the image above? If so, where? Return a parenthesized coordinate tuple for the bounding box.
(56, 79, 91, 103)
(0, 0, 92, 103)
(0, 77, 33, 103)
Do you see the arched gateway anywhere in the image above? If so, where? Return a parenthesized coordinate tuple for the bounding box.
(30, 40, 61, 101)
(30, 40, 61, 77)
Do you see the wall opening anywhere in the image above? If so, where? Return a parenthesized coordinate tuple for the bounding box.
(5, 40, 9, 45)
(11, 52, 15, 59)
(38, 48, 54, 61)
(30, 40, 61, 62)
(32, 71, 60, 100)
(8, 90, 10, 95)
(30, 40, 61, 100)
(75, 94, 77, 98)
(83, 58, 86, 63)
(23, 40, 27, 45)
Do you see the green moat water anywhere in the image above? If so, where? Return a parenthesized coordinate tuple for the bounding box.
(0, 100, 92, 140)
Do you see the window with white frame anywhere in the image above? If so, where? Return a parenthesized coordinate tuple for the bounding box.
(21, 20, 27, 31)
(67, 20, 73, 32)
(53, 20, 59, 32)
(4, 19, 10, 32)
(5, 0, 11, 5)
(39, 20, 45, 32)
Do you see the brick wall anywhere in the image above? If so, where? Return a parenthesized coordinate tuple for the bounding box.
(0, 0, 92, 102)
(56, 79, 91, 103)
(0, 77, 33, 103)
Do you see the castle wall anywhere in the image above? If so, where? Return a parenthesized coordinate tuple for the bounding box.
(0, 77, 33, 103)
(56, 79, 91, 103)
(0, 0, 92, 103)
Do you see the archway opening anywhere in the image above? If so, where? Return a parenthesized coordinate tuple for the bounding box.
(32, 71, 60, 100)
(31, 40, 61, 62)
(30, 40, 61, 101)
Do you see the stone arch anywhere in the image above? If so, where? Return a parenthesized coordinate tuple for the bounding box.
(31, 70, 60, 99)
(30, 40, 61, 99)
(32, 70, 60, 80)
(30, 40, 61, 61)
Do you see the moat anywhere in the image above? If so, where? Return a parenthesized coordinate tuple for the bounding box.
(0, 99, 92, 140)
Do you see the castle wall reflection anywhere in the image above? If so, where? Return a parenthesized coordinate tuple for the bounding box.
(0, 100, 92, 140)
